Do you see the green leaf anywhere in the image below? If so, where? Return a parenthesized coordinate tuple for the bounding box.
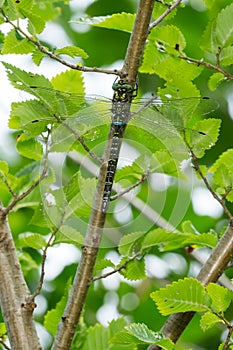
(2, 62, 51, 90)
(121, 258, 146, 281)
(30, 203, 52, 228)
(210, 149, 233, 201)
(111, 323, 174, 349)
(125, 323, 163, 343)
(17, 233, 47, 249)
(200, 311, 224, 331)
(200, 21, 219, 54)
(75, 12, 135, 33)
(149, 25, 186, 55)
(94, 259, 115, 272)
(150, 150, 183, 178)
(206, 283, 233, 313)
(0, 322, 7, 336)
(32, 48, 47, 66)
(18, 251, 39, 274)
(54, 225, 84, 245)
(27, 10, 45, 35)
(142, 228, 184, 251)
(0, 160, 9, 174)
(16, 134, 43, 160)
(9, 100, 52, 135)
(51, 69, 85, 95)
(118, 231, 145, 256)
(220, 46, 233, 66)
(44, 278, 72, 335)
(5, 0, 33, 21)
(190, 118, 221, 158)
(215, 3, 233, 48)
(2, 29, 34, 54)
(208, 73, 226, 91)
(55, 46, 88, 59)
(152, 2, 177, 21)
(81, 323, 109, 350)
(151, 278, 211, 315)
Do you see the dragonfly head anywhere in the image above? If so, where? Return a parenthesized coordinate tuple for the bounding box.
(112, 78, 138, 102)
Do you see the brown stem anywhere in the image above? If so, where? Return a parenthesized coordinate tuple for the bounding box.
(110, 170, 149, 201)
(0, 8, 119, 77)
(0, 208, 42, 349)
(4, 132, 50, 216)
(51, 1, 155, 349)
(179, 54, 233, 80)
(32, 214, 65, 299)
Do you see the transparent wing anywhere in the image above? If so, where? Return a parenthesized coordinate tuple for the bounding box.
(17, 86, 217, 157)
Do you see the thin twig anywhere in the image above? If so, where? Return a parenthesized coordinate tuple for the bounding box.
(179, 54, 233, 80)
(188, 145, 233, 222)
(92, 252, 142, 282)
(110, 170, 149, 201)
(62, 121, 103, 164)
(0, 9, 120, 77)
(149, 0, 182, 31)
(1, 176, 17, 199)
(32, 213, 65, 298)
(0, 339, 11, 350)
(3, 130, 50, 216)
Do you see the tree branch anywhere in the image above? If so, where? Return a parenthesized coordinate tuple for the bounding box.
(0, 207, 41, 349)
(0, 8, 120, 77)
(51, 1, 156, 349)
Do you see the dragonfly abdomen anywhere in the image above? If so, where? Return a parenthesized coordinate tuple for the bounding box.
(102, 132, 124, 213)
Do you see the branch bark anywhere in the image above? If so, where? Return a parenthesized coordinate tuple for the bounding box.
(0, 206, 41, 350)
(52, 1, 156, 349)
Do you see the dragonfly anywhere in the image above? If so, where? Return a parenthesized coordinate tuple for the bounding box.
(13, 80, 217, 213)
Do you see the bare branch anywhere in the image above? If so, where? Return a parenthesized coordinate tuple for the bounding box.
(32, 214, 65, 299)
(0, 8, 120, 77)
(179, 54, 233, 80)
(149, 0, 182, 31)
(0, 339, 11, 350)
(0, 207, 41, 349)
(3, 131, 50, 216)
(110, 170, 149, 201)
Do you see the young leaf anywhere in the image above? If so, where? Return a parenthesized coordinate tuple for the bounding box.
(125, 323, 163, 343)
(2, 62, 51, 90)
(74, 12, 135, 33)
(2, 29, 34, 54)
(190, 118, 221, 158)
(118, 231, 145, 256)
(51, 69, 85, 95)
(54, 225, 84, 246)
(55, 46, 88, 60)
(120, 258, 146, 281)
(44, 278, 72, 335)
(17, 233, 47, 250)
(215, 3, 233, 48)
(0, 322, 7, 337)
(206, 283, 233, 313)
(210, 149, 233, 201)
(16, 134, 43, 160)
(81, 323, 109, 350)
(200, 311, 224, 331)
(151, 278, 211, 315)
(149, 25, 186, 55)
(220, 46, 233, 66)
(208, 72, 226, 91)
